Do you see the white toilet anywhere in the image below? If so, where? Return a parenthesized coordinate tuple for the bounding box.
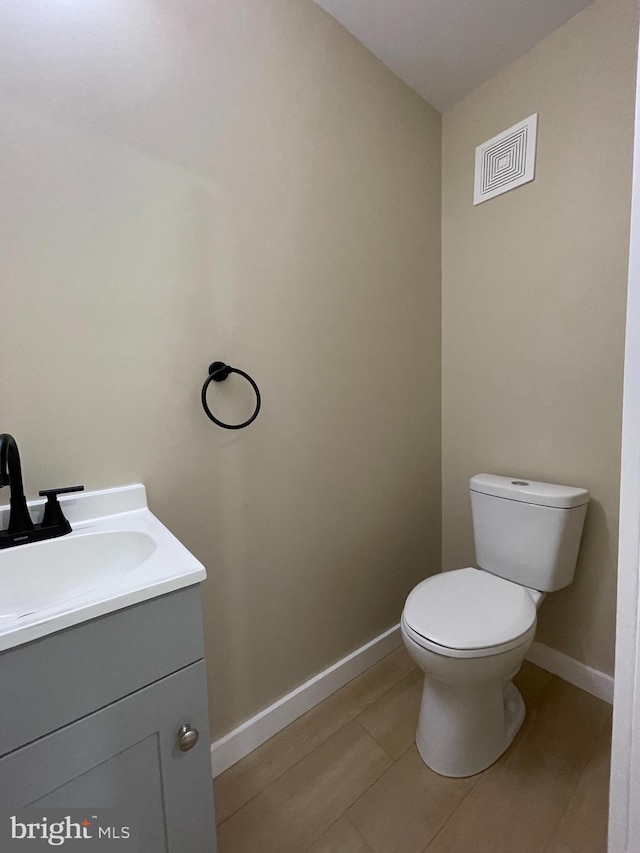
(401, 473, 589, 778)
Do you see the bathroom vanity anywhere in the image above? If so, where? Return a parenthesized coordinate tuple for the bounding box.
(0, 484, 217, 852)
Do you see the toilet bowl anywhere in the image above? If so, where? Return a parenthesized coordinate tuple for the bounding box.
(401, 567, 541, 777)
(402, 473, 589, 778)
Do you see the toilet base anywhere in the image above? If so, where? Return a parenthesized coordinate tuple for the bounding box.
(415, 676, 526, 778)
(503, 681, 526, 746)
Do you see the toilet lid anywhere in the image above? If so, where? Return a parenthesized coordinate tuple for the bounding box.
(403, 568, 537, 652)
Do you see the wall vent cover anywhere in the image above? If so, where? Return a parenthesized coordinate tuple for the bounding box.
(474, 114, 538, 205)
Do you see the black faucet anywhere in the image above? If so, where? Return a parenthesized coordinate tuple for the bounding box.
(0, 433, 84, 550)
(0, 434, 33, 535)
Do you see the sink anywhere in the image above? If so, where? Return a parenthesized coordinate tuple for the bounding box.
(0, 530, 156, 622)
(0, 484, 206, 651)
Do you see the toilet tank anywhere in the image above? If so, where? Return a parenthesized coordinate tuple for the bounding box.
(470, 474, 589, 592)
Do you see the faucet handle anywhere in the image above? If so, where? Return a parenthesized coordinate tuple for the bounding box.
(38, 485, 85, 499)
(38, 485, 84, 530)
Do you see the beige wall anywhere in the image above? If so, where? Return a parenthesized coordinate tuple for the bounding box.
(0, 1, 442, 734)
(2, 0, 632, 738)
(442, 0, 637, 676)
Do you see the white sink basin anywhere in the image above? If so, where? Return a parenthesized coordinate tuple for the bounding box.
(0, 484, 206, 652)
(0, 530, 157, 622)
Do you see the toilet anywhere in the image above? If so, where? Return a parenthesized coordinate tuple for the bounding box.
(401, 473, 589, 778)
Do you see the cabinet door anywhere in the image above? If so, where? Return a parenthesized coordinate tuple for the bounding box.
(0, 661, 216, 853)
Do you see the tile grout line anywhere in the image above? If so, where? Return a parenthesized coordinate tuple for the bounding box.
(301, 812, 374, 853)
(542, 708, 614, 853)
(215, 658, 415, 829)
(543, 840, 581, 853)
(353, 667, 422, 762)
(419, 772, 484, 853)
(352, 717, 398, 763)
(216, 723, 393, 850)
(538, 786, 586, 853)
(297, 725, 395, 852)
(346, 814, 375, 852)
(351, 671, 421, 762)
(341, 722, 418, 829)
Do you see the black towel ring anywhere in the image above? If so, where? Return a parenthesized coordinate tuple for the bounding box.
(201, 361, 261, 430)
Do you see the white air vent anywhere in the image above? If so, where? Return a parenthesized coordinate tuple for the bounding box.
(474, 114, 538, 205)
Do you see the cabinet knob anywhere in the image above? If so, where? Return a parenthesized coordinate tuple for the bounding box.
(177, 724, 200, 752)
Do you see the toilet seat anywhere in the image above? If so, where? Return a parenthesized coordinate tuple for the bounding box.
(402, 567, 537, 659)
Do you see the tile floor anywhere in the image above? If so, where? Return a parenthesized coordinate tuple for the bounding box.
(214, 647, 612, 853)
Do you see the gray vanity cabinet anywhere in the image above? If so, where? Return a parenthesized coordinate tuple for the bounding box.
(0, 586, 217, 852)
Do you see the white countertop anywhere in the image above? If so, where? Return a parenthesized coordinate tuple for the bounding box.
(0, 484, 206, 652)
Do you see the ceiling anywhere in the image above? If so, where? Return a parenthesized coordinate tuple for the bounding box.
(312, 0, 594, 111)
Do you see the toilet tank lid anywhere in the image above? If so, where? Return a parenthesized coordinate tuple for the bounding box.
(470, 474, 589, 509)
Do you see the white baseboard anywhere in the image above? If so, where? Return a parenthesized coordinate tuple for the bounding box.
(526, 640, 614, 704)
(210, 623, 403, 778)
(210, 632, 613, 778)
